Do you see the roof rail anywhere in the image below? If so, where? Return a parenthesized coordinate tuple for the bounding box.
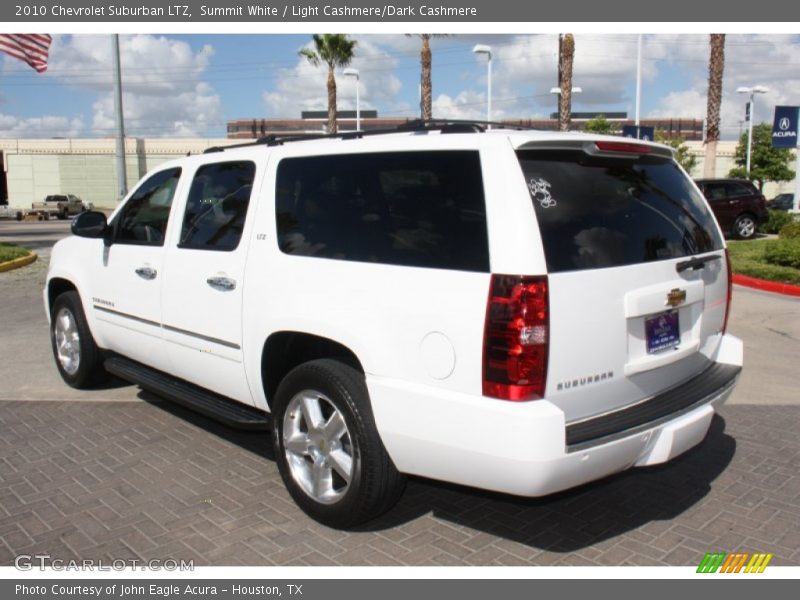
(203, 119, 537, 153)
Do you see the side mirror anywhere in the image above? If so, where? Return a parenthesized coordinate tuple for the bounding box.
(71, 211, 109, 241)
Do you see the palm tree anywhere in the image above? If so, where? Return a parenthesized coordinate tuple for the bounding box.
(558, 34, 575, 132)
(407, 34, 448, 121)
(704, 34, 726, 178)
(299, 34, 357, 134)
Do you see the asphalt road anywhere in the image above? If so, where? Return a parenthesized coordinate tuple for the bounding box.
(1, 219, 799, 567)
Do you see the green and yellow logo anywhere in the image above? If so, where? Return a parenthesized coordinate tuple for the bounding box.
(697, 552, 773, 573)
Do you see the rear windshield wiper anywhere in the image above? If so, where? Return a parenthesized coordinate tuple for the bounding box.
(676, 254, 722, 272)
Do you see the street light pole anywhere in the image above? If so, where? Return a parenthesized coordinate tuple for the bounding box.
(111, 34, 127, 201)
(472, 45, 492, 127)
(635, 34, 643, 126)
(343, 68, 360, 131)
(736, 85, 769, 176)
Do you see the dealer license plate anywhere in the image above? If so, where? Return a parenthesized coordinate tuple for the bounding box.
(645, 310, 680, 354)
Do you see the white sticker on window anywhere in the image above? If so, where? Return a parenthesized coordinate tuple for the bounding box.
(528, 178, 557, 208)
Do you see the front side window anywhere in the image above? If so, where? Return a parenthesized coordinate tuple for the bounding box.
(275, 151, 489, 272)
(114, 168, 181, 246)
(179, 161, 256, 251)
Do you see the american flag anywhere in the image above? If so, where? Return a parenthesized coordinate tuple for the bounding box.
(0, 34, 52, 73)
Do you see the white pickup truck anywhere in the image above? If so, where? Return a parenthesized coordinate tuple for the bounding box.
(30, 194, 88, 220)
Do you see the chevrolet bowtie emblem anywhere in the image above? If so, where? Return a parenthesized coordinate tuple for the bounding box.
(666, 288, 687, 307)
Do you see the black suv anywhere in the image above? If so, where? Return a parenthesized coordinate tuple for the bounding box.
(694, 178, 768, 239)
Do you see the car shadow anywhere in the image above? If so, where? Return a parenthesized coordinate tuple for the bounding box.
(140, 392, 735, 552)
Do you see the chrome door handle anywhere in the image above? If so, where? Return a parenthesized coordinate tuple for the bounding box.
(135, 266, 157, 280)
(206, 276, 236, 291)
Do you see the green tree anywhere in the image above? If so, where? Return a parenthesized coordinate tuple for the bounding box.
(299, 34, 357, 134)
(656, 131, 698, 174)
(728, 122, 795, 191)
(582, 114, 617, 135)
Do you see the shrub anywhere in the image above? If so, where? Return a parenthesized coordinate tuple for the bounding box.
(763, 239, 800, 269)
(759, 209, 794, 234)
(779, 220, 800, 240)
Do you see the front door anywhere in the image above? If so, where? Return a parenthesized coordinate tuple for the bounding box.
(88, 167, 182, 368)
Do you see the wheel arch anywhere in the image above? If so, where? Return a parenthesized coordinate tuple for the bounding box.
(261, 331, 365, 411)
(47, 277, 78, 317)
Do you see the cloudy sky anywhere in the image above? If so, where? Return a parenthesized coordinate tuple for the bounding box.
(0, 33, 798, 139)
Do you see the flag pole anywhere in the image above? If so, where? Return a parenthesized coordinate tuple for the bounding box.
(112, 34, 127, 201)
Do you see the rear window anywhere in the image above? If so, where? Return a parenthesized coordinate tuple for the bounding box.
(275, 151, 489, 272)
(518, 150, 724, 273)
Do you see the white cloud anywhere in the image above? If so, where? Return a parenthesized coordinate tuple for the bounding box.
(432, 90, 488, 120)
(43, 34, 221, 137)
(262, 37, 402, 118)
(0, 113, 84, 137)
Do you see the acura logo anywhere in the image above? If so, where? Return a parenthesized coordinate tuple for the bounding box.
(779, 117, 791, 131)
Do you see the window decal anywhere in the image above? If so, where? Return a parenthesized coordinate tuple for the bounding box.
(528, 177, 557, 208)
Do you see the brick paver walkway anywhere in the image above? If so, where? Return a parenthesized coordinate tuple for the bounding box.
(1, 398, 798, 566)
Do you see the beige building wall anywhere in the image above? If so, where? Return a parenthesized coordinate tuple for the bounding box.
(1, 138, 229, 210)
(684, 141, 796, 198)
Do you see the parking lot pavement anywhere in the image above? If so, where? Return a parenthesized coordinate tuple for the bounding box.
(1, 220, 799, 566)
(1, 400, 799, 566)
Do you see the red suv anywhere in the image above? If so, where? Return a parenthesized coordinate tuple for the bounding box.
(694, 178, 768, 240)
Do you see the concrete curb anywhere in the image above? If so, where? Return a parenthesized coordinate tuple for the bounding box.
(0, 251, 38, 273)
(733, 273, 800, 297)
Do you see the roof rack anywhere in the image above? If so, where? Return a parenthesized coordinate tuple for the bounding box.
(203, 118, 537, 154)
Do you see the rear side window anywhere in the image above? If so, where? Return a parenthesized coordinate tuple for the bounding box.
(114, 167, 181, 246)
(275, 151, 489, 272)
(518, 150, 723, 273)
(179, 161, 255, 251)
(725, 182, 755, 197)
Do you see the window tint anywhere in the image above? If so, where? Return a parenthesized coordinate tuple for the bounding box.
(275, 151, 489, 272)
(518, 150, 724, 273)
(724, 182, 754, 197)
(114, 168, 181, 246)
(179, 161, 255, 251)
(704, 183, 727, 201)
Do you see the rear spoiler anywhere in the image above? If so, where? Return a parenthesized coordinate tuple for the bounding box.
(516, 139, 675, 161)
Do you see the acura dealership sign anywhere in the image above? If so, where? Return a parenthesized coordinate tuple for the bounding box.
(772, 106, 799, 148)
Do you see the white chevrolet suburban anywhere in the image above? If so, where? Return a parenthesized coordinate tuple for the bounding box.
(45, 121, 743, 528)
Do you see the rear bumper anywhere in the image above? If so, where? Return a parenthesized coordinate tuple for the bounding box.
(368, 334, 742, 498)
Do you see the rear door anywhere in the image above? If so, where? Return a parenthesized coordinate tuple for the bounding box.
(160, 158, 260, 405)
(516, 142, 728, 422)
(702, 182, 735, 232)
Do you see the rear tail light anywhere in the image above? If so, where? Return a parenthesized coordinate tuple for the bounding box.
(482, 274, 549, 401)
(722, 249, 733, 334)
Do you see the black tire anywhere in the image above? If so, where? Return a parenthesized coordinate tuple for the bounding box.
(733, 214, 757, 239)
(58, 209, 68, 220)
(272, 359, 406, 529)
(15, 211, 22, 221)
(50, 291, 107, 388)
